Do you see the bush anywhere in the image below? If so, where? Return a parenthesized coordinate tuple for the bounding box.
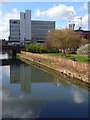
(77, 44, 90, 55)
(25, 43, 60, 53)
(25, 43, 48, 53)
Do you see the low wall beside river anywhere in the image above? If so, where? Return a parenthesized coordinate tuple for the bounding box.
(18, 51, 90, 84)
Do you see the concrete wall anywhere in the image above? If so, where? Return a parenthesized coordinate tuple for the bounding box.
(25, 10, 31, 40)
(20, 10, 31, 42)
(20, 12, 25, 42)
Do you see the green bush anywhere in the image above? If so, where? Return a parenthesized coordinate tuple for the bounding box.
(48, 48, 59, 53)
(77, 44, 90, 55)
(25, 43, 47, 53)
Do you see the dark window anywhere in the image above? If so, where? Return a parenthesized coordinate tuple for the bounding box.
(24, 13, 25, 19)
(37, 41, 44, 43)
(13, 21, 17, 24)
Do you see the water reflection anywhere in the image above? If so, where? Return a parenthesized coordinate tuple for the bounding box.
(2, 58, 89, 118)
(72, 89, 86, 104)
(9, 64, 56, 94)
(0, 66, 2, 119)
(0, 53, 8, 60)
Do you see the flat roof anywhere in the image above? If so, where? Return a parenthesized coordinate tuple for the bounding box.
(9, 19, 55, 22)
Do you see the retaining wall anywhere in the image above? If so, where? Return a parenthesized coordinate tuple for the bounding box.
(19, 51, 90, 83)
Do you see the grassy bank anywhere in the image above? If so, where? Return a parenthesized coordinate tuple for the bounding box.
(42, 53, 90, 63)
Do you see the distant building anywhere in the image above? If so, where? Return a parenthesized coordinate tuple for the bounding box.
(68, 22, 90, 41)
(9, 10, 55, 44)
(31, 20, 55, 43)
(9, 20, 20, 42)
(74, 29, 90, 41)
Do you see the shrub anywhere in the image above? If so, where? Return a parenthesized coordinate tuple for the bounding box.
(77, 44, 90, 55)
(25, 43, 48, 53)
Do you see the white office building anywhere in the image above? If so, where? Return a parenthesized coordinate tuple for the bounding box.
(9, 10, 55, 44)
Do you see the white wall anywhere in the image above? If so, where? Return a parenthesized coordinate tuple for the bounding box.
(25, 10, 31, 40)
(20, 10, 31, 42)
(20, 12, 25, 42)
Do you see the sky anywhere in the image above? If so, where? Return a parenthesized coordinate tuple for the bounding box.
(0, 0, 89, 39)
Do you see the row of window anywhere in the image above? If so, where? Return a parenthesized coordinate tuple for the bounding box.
(10, 20, 20, 24)
(10, 21, 55, 26)
(31, 21, 55, 25)
(10, 29, 20, 32)
(10, 25, 20, 28)
(10, 36, 20, 39)
(31, 25, 54, 29)
(10, 32, 20, 34)
(32, 37, 45, 40)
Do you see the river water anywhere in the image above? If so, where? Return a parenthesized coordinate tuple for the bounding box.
(0, 53, 89, 118)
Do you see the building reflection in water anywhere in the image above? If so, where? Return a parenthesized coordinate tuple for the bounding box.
(10, 62, 88, 95)
(10, 62, 57, 94)
(10, 62, 73, 94)
(10, 64, 31, 94)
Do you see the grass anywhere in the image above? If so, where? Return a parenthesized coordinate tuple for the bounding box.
(42, 53, 90, 63)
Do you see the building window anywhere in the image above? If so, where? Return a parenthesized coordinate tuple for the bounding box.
(13, 21, 18, 24)
(24, 13, 25, 19)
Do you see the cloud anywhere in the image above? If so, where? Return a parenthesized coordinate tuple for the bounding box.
(72, 14, 89, 30)
(2, 66, 10, 77)
(67, 13, 89, 30)
(2, 90, 43, 118)
(79, 3, 88, 11)
(0, 67, 2, 81)
(0, 8, 20, 39)
(72, 90, 85, 104)
(35, 4, 76, 20)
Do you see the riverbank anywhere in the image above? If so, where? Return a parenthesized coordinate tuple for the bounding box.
(17, 51, 90, 84)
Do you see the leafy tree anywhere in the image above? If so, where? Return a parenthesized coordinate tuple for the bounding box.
(45, 28, 84, 54)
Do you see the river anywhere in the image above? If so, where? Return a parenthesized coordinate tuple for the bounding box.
(0, 53, 89, 118)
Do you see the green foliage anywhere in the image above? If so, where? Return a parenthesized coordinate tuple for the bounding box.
(25, 43, 48, 53)
(77, 44, 90, 55)
(25, 43, 59, 53)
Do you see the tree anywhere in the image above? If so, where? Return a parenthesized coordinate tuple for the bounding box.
(45, 28, 83, 53)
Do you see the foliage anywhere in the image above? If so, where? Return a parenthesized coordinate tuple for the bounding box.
(25, 43, 47, 53)
(77, 44, 90, 55)
(45, 28, 85, 54)
(25, 43, 59, 53)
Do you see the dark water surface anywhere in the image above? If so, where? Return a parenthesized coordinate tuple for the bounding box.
(0, 53, 89, 118)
